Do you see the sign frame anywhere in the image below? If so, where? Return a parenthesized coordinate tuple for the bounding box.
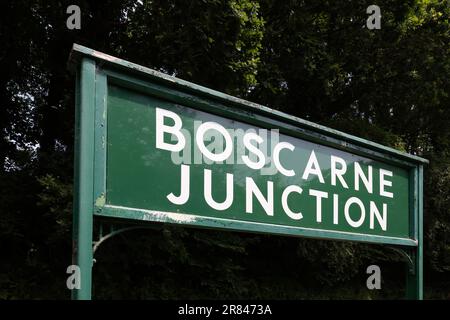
(69, 44, 427, 300)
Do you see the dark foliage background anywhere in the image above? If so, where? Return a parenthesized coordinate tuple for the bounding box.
(0, 0, 448, 299)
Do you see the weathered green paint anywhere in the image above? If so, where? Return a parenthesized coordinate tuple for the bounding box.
(69, 44, 426, 300)
(406, 165, 423, 299)
(72, 57, 95, 300)
(69, 45, 428, 166)
(103, 84, 412, 243)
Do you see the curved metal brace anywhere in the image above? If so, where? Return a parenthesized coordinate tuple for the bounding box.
(386, 246, 415, 274)
(92, 223, 161, 260)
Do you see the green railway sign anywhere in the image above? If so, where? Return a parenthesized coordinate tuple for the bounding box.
(106, 85, 411, 243)
(69, 44, 427, 300)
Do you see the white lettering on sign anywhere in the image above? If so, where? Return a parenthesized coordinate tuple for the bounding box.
(273, 142, 295, 177)
(302, 150, 325, 183)
(379, 169, 394, 198)
(242, 132, 265, 170)
(156, 108, 186, 152)
(282, 185, 303, 220)
(156, 107, 394, 232)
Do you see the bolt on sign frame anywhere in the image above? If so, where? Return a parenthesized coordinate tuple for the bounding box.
(68, 44, 427, 300)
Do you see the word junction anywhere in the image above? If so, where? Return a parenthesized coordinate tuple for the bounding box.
(156, 107, 395, 232)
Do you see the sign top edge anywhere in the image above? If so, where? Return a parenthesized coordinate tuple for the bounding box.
(68, 43, 429, 165)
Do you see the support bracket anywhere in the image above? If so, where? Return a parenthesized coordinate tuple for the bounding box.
(386, 246, 415, 275)
(92, 221, 161, 259)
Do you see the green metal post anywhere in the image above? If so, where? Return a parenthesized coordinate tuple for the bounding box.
(406, 165, 423, 300)
(72, 57, 96, 300)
